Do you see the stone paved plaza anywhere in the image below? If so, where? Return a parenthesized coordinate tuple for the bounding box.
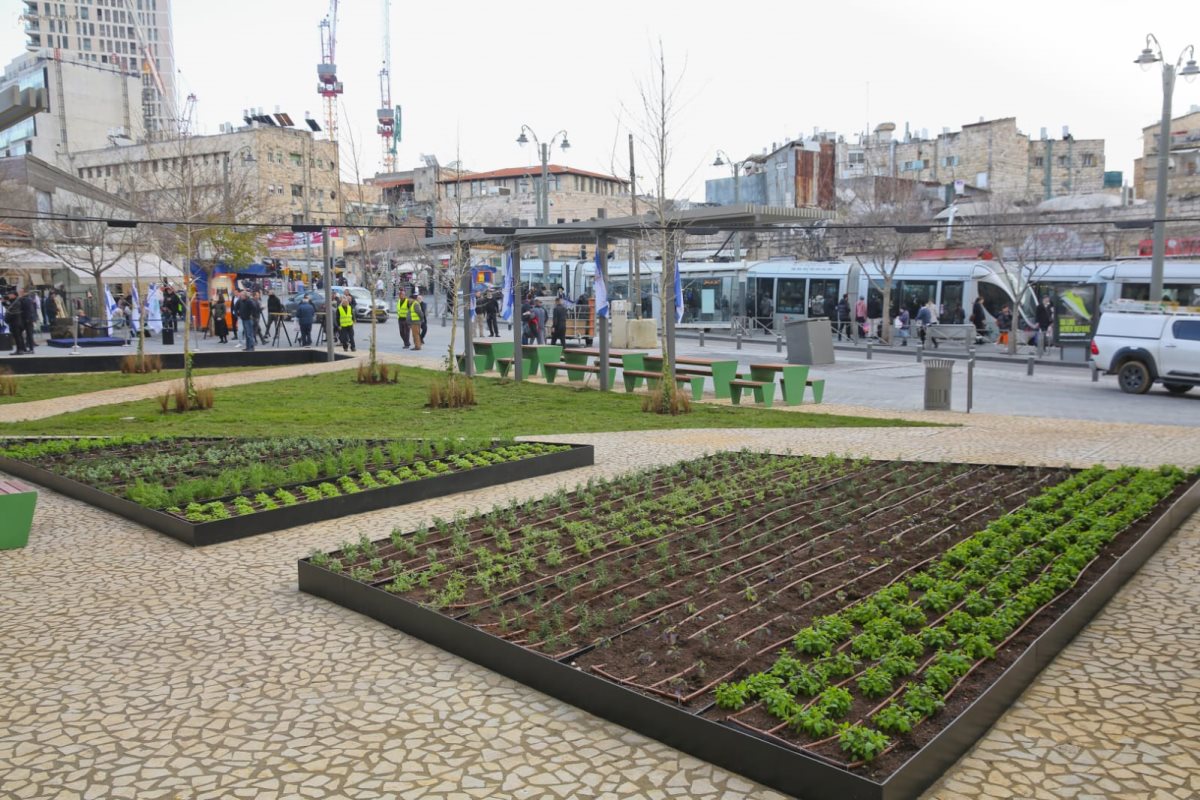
(2, 380, 1199, 799)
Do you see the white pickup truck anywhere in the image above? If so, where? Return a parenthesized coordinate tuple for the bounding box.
(1090, 305, 1200, 394)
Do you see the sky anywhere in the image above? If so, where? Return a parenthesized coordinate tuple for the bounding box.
(3, 0, 1196, 200)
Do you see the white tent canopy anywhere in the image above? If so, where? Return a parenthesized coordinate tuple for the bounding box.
(0, 247, 180, 282)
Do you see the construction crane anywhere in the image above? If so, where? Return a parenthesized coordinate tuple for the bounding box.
(120, 0, 175, 139)
(316, 0, 343, 143)
(179, 93, 197, 137)
(376, 0, 399, 173)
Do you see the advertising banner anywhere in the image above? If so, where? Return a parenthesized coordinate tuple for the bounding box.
(266, 228, 341, 252)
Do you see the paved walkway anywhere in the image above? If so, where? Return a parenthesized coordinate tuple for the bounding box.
(1, 397, 1198, 798)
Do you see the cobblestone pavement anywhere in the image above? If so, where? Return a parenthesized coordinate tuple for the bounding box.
(1, 414, 1199, 799)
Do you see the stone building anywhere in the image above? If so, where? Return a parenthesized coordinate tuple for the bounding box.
(69, 125, 341, 226)
(0, 51, 143, 164)
(836, 117, 1108, 202)
(706, 136, 837, 210)
(436, 164, 630, 227)
(1134, 107, 1200, 202)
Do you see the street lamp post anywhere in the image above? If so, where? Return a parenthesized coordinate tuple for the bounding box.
(1135, 35, 1199, 302)
(517, 125, 571, 287)
(714, 150, 754, 325)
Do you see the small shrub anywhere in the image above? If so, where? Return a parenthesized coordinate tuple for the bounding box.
(357, 361, 399, 384)
(120, 353, 163, 374)
(428, 373, 477, 408)
(159, 382, 215, 413)
(641, 381, 691, 416)
(0, 367, 17, 397)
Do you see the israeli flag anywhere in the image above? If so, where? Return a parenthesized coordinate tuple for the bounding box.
(673, 263, 684, 324)
(130, 283, 141, 332)
(0, 294, 6, 333)
(105, 287, 119, 336)
(593, 252, 608, 319)
(501, 253, 514, 322)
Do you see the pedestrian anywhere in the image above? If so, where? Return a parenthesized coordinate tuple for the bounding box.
(854, 295, 868, 339)
(532, 298, 548, 344)
(996, 304, 1012, 346)
(237, 290, 259, 352)
(970, 296, 988, 343)
(295, 293, 316, 346)
(474, 290, 486, 339)
(335, 294, 356, 352)
(895, 307, 910, 346)
(550, 297, 568, 347)
(4, 287, 25, 354)
(18, 287, 38, 353)
(252, 290, 268, 344)
(395, 288, 412, 348)
(375, 276, 385, 298)
(916, 300, 938, 348)
(266, 289, 285, 340)
(409, 292, 424, 350)
(485, 289, 500, 337)
(1034, 296, 1055, 350)
(212, 293, 229, 343)
(835, 294, 851, 341)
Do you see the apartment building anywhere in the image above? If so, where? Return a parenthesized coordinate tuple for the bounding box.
(70, 125, 341, 226)
(21, 0, 176, 137)
(1134, 107, 1200, 202)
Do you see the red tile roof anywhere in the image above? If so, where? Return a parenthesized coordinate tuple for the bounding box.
(438, 164, 627, 184)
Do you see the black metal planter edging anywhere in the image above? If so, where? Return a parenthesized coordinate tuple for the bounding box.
(0, 349, 353, 375)
(297, 478, 1200, 800)
(0, 443, 593, 547)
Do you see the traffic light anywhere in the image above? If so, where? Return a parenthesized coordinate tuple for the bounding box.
(579, 245, 586, 261)
(424, 215, 434, 238)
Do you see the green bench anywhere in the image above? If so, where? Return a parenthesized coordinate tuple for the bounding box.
(621, 368, 705, 399)
(728, 378, 775, 407)
(542, 361, 617, 386)
(748, 363, 825, 404)
(0, 479, 37, 550)
(496, 356, 534, 379)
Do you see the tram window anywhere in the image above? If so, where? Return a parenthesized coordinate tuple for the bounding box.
(808, 279, 839, 317)
(775, 278, 805, 315)
(977, 283, 1011, 319)
(941, 282, 964, 318)
(1122, 283, 1197, 303)
(896, 281, 936, 317)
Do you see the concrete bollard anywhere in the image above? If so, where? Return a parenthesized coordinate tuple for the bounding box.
(967, 357, 975, 414)
(1027, 356, 1035, 376)
(916, 345, 924, 363)
(866, 343, 873, 360)
(776, 334, 783, 353)
(698, 329, 705, 347)
(1091, 363, 1100, 383)
(736, 333, 743, 350)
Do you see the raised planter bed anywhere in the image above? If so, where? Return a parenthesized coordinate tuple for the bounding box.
(0, 437, 593, 546)
(298, 453, 1200, 800)
(0, 348, 353, 375)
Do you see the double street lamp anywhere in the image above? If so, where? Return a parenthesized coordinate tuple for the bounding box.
(712, 150, 755, 262)
(1135, 34, 1199, 302)
(517, 125, 570, 285)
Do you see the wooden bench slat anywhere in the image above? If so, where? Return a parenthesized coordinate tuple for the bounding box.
(0, 480, 34, 495)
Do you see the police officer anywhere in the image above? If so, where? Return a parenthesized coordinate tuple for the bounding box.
(408, 292, 423, 351)
(395, 288, 412, 349)
(337, 294, 356, 352)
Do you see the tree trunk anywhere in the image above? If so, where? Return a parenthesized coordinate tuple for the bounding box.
(881, 277, 893, 345)
(93, 273, 108, 334)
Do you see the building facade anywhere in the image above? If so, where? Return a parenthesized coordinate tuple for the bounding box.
(706, 137, 837, 210)
(21, 0, 176, 138)
(836, 118, 1107, 201)
(1134, 107, 1200, 202)
(0, 51, 143, 164)
(70, 125, 341, 226)
(436, 164, 630, 227)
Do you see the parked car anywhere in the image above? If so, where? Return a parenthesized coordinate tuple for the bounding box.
(1090, 303, 1200, 394)
(284, 286, 388, 322)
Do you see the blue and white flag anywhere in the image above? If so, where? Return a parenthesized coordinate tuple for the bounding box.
(673, 262, 684, 324)
(130, 283, 141, 332)
(501, 253, 514, 322)
(105, 287, 119, 336)
(0, 293, 6, 333)
(593, 251, 609, 319)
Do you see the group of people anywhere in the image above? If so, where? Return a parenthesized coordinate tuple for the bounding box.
(395, 289, 426, 351)
(3, 286, 42, 355)
(473, 289, 502, 339)
(518, 294, 569, 347)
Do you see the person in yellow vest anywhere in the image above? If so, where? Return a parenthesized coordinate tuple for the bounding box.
(336, 294, 356, 352)
(409, 292, 424, 350)
(395, 289, 411, 349)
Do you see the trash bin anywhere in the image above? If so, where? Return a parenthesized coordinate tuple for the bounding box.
(161, 329, 175, 346)
(924, 359, 954, 411)
(785, 318, 836, 365)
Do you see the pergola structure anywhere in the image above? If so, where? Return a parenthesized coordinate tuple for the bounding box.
(428, 204, 835, 389)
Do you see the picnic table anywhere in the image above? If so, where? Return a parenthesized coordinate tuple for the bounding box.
(470, 339, 514, 371)
(642, 355, 738, 399)
(748, 363, 825, 405)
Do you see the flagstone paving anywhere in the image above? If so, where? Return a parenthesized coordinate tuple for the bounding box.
(2, 414, 1199, 799)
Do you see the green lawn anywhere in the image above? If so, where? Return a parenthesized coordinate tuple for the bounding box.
(0, 366, 927, 437)
(0, 367, 262, 405)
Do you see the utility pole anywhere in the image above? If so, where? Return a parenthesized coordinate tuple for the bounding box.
(539, 141, 550, 286)
(629, 133, 640, 319)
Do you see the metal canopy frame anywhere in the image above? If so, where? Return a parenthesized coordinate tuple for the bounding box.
(430, 204, 835, 389)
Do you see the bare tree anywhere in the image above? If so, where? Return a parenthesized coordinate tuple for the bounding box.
(339, 122, 390, 382)
(847, 180, 934, 344)
(628, 40, 698, 413)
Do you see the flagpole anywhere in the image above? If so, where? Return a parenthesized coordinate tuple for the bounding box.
(596, 233, 610, 391)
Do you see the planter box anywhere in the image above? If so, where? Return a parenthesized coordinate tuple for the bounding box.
(0, 348, 353, 375)
(0, 443, 592, 548)
(298, 477, 1200, 800)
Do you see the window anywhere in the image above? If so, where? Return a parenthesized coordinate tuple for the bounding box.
(1081, 153, 1095, 167)
(848, 151, 865, 165)
(1034, 156, 1045, 167)
(941, 155, 959, 167)
(1058, 155, 1069, 166)
(289, 152, 302, 167)
(291, 184, 303, 198)
(1173, 320, 1200, 341)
